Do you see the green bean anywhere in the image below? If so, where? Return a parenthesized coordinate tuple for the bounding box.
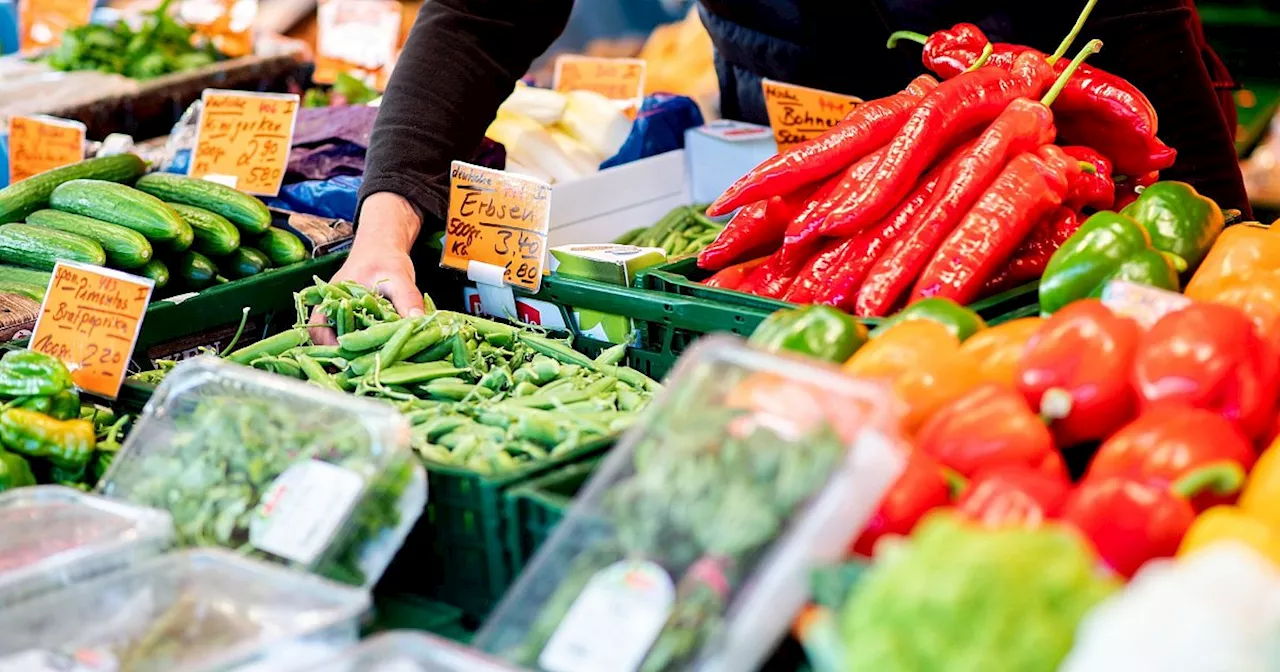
(485, 331, 514, 348)
(337, 320, 406, 352)
(411, 334, 458, 363)
(593, 344, 627, 367)
(296, 354, 343, 392)
(298, 285, 325, 307)
(377, 363, 469, 386)
(518, 333, 599, 370)
(227, 328, 309, 365)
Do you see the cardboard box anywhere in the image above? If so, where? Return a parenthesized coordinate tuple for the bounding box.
(549, 149, 688, 247)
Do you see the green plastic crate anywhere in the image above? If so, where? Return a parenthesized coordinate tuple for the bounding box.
(503, 459, 600, 575)
(367, 593, 467, 639)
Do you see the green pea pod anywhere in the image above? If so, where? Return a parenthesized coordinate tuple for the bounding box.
(749, 305, 869, 363)
(0, 350, 74, 398)
(337, 320, 407, 353)
(870, 298, 987, 342)
(377, 363, 469, 386)
(0, 448, 35, 491)
(1119, 181, 1224, 271)
(0, 408, 95, 470)
(226, 328, 309, 365)
(295, 354, 343, 392)
(1039, 211, 1185, 315)
(519, 333, 599, 370)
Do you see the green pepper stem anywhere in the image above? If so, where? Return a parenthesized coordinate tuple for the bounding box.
(942, 468, 968, 499)
(886, 30, 928, 49)
(1171, 461, 1246, 499)
(1163, 252, 1188, 273)
(1079, 161, 1097, 175)
(1041, 39, 1102, 107)
(1049, 0, 1099, 63)
(965, 43, 995, 72)
(218, 307, 251, 357)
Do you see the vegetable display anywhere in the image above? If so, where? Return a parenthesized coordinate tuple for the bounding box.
(614, 205, 724, 259)
(41, 0, 222, 79)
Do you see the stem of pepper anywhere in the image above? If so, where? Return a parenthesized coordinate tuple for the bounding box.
(1170, 461, 1247, 499)
(218, 307, 251, 357)
(1048, 0, 1099, 64)
(885, 30, 928, 49)
(964, 43, 994, 72)
(1041, 39, 1102, 107)
(1079, 161, 1097, 175)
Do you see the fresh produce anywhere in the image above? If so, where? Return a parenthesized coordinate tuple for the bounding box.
(840, 514, 1117, 671)
(955, 317, 1041, 386)
(138, 259, 171, 288)
(488, 84, 632, 184)
(49, 179, 191, 249)
(134, 173, 271, 235)
(255, 227, 309, 266)
(0, 409, 95, 471)
(0, 223, 106, 270)
(957, 465, 1071, 528)
(168, 203, 241, 257)
(748, 305, 868, 363)
(0, 154, 146, 224)
(221, 247, 270, 279)
(866, 297, 986, 341)
(615, 205, 723, 259)
(0, 280, 48, 301)
(25, 209, 154, 269)
(915, 383, 1065, 480)
(851, 450, 954, 556)
(0, 449, 36, 492)
(42, 0, 220, 78)
(1119, 181, 1224, 270)
(1184, 223, 1280, 351)
(173, 251, 220, 289)
(303, 72, 380, 108)
(1179, 437, 1280, 564)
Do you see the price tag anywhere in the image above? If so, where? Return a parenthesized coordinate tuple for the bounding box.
(314, 0, 401, 90)
(179, 0, 257, 58)
(7, 116, 85, 184)
(28, 262, 153, 399)
(16, 0, 94, 52)
(1101, 279, 1192, 329)
(189, 89, 299, 197)
(440, 161, 550, 292)
(553, 55, 645, 110)
(762, 79, 862, 151)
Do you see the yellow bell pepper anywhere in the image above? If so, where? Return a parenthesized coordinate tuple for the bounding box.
(1184, 222, 1280, 295)
(1179, 435, 1280, 565)
(956, 317, 1043, 387)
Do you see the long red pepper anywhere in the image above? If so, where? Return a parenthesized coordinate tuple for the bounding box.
(737, 240, 821, 298)
(786, 148, 887, 239)
(702, 256, 768, 290)
(781, 238, 853, 303)
(706, 76, 938, 216)
(696, 179, 825, 271)
(816, 51, 1055, 241)
(981, 206, 1080, 295)
(1061, 146, 1115, 211)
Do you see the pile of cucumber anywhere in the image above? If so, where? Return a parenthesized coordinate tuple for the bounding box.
(0, 155, 310, 301)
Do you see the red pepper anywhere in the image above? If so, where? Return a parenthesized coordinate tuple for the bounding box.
(1132, 302, 1280, 440)
(1114, 171, 1159, 210)
(786, 148, 887, 241)
(696, 201, 771, 271)
(1061, 145, 1116, 211)
(702, 256, 768, 290)
(957, 465, 1071, 529)
(851, 449, 954, 556)
(1016, 299, 1141, 447)
(981, 207, 1081, 296)
(1063, 464, 1246, 578)
(915, 382, 1065, 481)
(781, 238, 853, 304)
(912, 144, 1079, 305)
(1086, 406, 1257, 511)
(817, 51, 1056, 240)
(707, 75, 938, 216)
(737, 240, 821, 298)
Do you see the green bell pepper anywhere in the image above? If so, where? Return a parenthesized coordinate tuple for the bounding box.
(1120, 181, 1224, 270)
(0, 350, 74, 398)
(0, 409, 95, 471)
(0, 448, 35, 492)
(749, 305, 869, 363)
(870, 298, 987, 342)
(15, 389, 82, 421)
(1039, 211, 1185, 315)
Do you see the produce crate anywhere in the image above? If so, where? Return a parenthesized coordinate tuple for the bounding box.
(503, 459, 601, 576)
(366, 593, 471, 643)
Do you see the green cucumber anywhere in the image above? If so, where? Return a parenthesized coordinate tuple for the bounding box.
(167, 203, 241, 257)
(0, 280, 47, 301)
(254, 227, 307, 266)
(134, 173, 271, 234)
(0, 223, 106, 270)
(137, 259, 170, 288)
(48, 180, 191, 247)
(0, 155, 146, 225)
(25, 209, 153, 269)
(0, 266, 53, 287)
(222, 247, 270, 279)
(173, 251, 218, 290)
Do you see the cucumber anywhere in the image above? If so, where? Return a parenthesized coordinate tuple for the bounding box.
(173, 251, 218, 290)
(0, 223, 106, 270)
(167, 203, 241, 257)
(25, 209, 153, 269)
(0, 280, 47, 301)
(135, 173, 271, 235)
(0, 155, 146, 225)
(254, 227, 307, 266)
(223, 247, 270, 279)
(48, 180, 191, 247)
(137, 259, 170, 289)
(0, 266, 53, 287)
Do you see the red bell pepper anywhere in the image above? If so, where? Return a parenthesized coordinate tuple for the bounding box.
(1063, 463, 1246, 578)
(851, 450, 955, 556)
(702, 256, 768, 290)
(1016, 300, 1141, 447)
(1086, 406, 1256, 511)
(1061, 146, 1116, 211)
(915, 383, 1065, 481)
(956, 465, 1070, 529)
(1132, 302, 1280, 441)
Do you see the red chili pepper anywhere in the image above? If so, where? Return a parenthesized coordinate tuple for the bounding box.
(817, 51, 1057, 240)
(707, 76, 938, 217)
(696, 200, 771, 271)
(702, 256, 768, 290)
(915, 383, 1065, 481)
(957, 465, 1071, 529)
(1086, 406, 1257, 511)
(1114, 171, 1159, 210)
(737, 240, 821, 298)
(912, 144, 1079, 305)
(1016, 299, 1141, 447)
(851, 449, 954, 557)
(786, 148, 887, 240)
(1132, 302, 1280, 440)
(781, 238, 854, 304)
(1063, 464, 1246, 578)
(980, 207, 1081, 295)
(1061, 145, 1115, 211)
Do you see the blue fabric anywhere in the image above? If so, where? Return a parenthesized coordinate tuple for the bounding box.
(0, 1, 15, 55)
(601, 93, 704, 169)
(266, 175, 362, 222)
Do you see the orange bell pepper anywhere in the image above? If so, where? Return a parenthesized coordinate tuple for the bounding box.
(843, 320, 983, 433)
(1185, 223, 1280, 295)
(957, 317, 1043, 387)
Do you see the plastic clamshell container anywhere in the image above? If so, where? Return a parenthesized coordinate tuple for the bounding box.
(308, 631, 523, 672)
(0, 485, 173, 607)
(475, 335, 906, 672)
(98, 357, 426, 588)
(0, 548, 370, 672)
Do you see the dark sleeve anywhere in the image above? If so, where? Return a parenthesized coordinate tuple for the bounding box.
(358, 0, 573, 223)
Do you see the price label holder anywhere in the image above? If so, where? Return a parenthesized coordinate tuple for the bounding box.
(553, 55, 646, 114)
(1101, 279, 1191, 330)
(762, 79, 862, 152)
(17, 0, 94, 52)
(314, 0, 401, 90)
(7, 115, 85, 184)
(28, 262, 154, 400)
(188, 89, 299, 197)
(440, 161, 551, 317)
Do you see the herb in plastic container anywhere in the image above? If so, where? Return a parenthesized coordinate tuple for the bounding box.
(474, 335, 905, 672)
(97, 357, 426, 587)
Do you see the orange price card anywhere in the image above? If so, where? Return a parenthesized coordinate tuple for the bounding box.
(179, 0, 258, 58)
(762, 79, 862, 151)
(314, 0, 402, 90)
(17, 0, 94, 52)
(8, 115, 85, 184)
(189, 89, 299, 197)
(553, 55, 646, 104)
(440, 161, 551, 292)
(29, 262, 154, 399)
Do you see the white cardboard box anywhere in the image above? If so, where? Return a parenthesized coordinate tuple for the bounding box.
(549, 149, 689, 247)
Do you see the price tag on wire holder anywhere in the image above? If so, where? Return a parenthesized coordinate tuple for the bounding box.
(7, 115, 85, 184)
(188, 89, 300, 197)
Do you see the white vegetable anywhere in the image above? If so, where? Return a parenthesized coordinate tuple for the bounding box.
(498, 83, 567, 126)
(503, 158, 554, 185)
(487, 112, 587, 184)
(557, 90, 632, 160)
(549, 128, 603, 174)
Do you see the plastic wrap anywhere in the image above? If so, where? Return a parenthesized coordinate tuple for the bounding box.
(310, 632, 522, 672)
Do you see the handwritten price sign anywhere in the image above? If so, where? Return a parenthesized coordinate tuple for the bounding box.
(440, 161, 550, 292)
(553, 55, 645, 105)
(17, 0, 94, 52)
(314, 0, 402, 90)
(189, 89, 299, 196)
(762, 79, 862, 151)
(29, 262, 154, 399)
(7, 115, 85, 184)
